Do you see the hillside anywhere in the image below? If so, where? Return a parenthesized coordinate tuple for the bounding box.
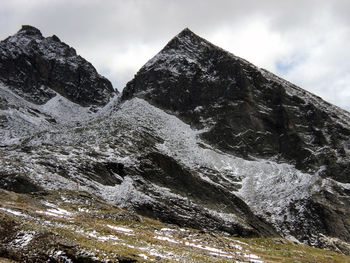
(2, 189, 350, 262)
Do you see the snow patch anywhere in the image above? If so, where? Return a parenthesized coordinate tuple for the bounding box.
(154, 235, 181, 244)
(0, 207, 29, 218)
(12, 231, 35, 248)
(107, 225, 134, 233)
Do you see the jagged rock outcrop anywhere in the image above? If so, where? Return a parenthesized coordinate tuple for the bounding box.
(122, 28, 350, 183)
(0, 25, 116, 106)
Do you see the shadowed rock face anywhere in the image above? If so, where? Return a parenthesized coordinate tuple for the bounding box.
(0, 25, 116, 106)
(0, 172, 43, 193)
(122, 28, 350, 183)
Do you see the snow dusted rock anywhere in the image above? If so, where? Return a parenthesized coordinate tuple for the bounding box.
(0, 97, 278, 238)
(0, 25, 118, 146)
(122, 28, 350, 183)
(0, 83, 108, 146)
(0, 25, 116, 106)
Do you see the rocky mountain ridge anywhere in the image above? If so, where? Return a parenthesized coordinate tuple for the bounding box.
(0, 25, 116, 106)
(0, 25, 118, 146)
(1, 26, 350, 261)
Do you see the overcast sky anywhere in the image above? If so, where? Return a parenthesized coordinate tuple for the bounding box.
(1, 0, 350, 111)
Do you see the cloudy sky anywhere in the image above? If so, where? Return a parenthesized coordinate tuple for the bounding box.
(1, 0, 350, 111)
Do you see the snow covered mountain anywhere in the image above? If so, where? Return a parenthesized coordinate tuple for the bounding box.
(1, 26, 350, 259)
(123, 28, 350, 183)
(121, 28, 350, 247)
(0, 25, 117, 146)
(0, 25, 115, 106)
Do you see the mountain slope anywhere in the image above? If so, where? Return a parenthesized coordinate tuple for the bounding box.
(1, 97, 279, 238)
(3, 94, 350, 248)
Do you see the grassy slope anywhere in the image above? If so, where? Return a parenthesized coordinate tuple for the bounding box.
(0, 189, 349, 263)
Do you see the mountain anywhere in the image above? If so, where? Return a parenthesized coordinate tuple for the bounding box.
(0, 25, 117, 146)
(0, 25, 116, 106)
(122, 28, 350, 183)
(1, 26, 350, 261)
(121, 28, 350, 247)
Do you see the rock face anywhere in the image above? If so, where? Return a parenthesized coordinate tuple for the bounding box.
(122, 28, 350, 183)
(0, 25, 116, 106)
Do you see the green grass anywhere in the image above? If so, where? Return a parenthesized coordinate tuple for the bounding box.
(236, 238, 350, 263)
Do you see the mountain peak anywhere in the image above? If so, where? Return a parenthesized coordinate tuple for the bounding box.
(17, 25, 42, 36)
(0, 26, 116, 106)
(177, 27, 197, 38)
(164, 28, 208, 51)
(132, 28, 215, 78)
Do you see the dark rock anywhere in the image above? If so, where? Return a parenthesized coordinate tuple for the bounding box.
(0, 172, 43, 193)
(0, 25, 116, 106)
(287, 188, 350, 247)
(18, 25, 42, 36)
(0, 97, 9, 110)
(78, 161, 124, 186)
(0, 115, 8, 128)
(104, 162, 125, 176)
(117, 256, 138, 263)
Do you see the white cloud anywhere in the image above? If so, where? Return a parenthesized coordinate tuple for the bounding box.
(78, 42, 163, 90)
(280, 15, 350, 110)
(208, 17, 291, 70)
